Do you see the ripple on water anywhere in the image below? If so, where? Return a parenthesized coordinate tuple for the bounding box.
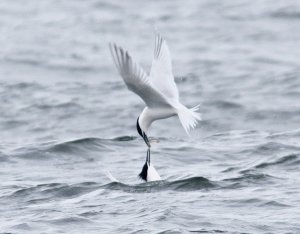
(103, 176, 217, 193)
(10, 136, 134, 160)
(255, 154, 300, 169)
(5, 182, 101, 205)
(222, 172, 278, 189)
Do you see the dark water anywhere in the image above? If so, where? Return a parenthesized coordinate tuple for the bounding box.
(1, 0, 300, 233)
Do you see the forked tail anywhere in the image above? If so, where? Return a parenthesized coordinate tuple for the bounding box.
(177, 103, 202, 135)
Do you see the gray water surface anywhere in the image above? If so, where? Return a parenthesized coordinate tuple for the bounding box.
(1, 0, 300, 233)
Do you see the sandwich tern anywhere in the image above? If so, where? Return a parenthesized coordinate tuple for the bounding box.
(109, 32, 201, 182)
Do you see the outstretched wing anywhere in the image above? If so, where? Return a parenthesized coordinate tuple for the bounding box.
(150, 33, 179, 100)
(109, 43, 172, 108)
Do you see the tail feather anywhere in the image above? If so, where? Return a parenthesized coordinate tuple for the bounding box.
(177, 104, 201, 135)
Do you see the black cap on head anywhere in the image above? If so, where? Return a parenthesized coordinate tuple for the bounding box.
(136, 116, 143, 137)
(136, 116, 151, 147)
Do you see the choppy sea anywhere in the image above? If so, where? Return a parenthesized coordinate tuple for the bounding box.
(1, 0, 300, 233)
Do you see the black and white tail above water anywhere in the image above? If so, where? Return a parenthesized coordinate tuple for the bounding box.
(109, 32, 201, 181)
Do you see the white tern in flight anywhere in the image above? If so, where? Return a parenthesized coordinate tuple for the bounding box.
(109, 32, 201, 182)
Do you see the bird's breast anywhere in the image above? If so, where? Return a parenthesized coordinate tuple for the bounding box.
(147, 107, 177, 121)
(139, 106, 177, 133)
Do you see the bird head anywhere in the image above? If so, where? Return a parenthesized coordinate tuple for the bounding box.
(136, 116, 150, 147)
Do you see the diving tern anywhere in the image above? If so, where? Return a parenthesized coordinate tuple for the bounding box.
(109, 33, 201, 182)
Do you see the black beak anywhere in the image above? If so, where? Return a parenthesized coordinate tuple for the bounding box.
(143, 133, 151, 148)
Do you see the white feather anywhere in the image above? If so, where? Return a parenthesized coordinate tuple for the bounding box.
(176, 103, 202, 135)
(147, 163, 161, 182)
(109, 42, 172, 109)
(150, 33, 179, 100)
(109, 32, 201, 135)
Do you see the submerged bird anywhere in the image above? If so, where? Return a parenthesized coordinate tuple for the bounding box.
(109, 32, 201, 182)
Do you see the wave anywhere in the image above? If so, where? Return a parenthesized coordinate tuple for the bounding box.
(11, 136, 137, 159)
(255, 154, 300, 169)
(267, 129, 300, 139)
(206, 100, 244, 109)
(2, 177, 216, 204)
(2, 174, 290, 209)
(49, 136, 137, 154)
(27, 102, 83, 111)
(112, 136, 137, 141)
(262, 200, 291, 208)
(270, 8, 300, 20)
(48, 216, 93, 225)
(6, 172, 281, 199)
(222, 172, 278, 189)
(103, 176, 217, 193)
(248, 109, 300, 121)
(250, 142, 300, 155)
(225, 173, 276, 182)
(4, 55, 102, 73)
(1, 81, 43, 90)
(6, 182, 100, 203)
(49, 137, 110, 154)
(223, 198, 291, 208)
(0, 152, 10, 162)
